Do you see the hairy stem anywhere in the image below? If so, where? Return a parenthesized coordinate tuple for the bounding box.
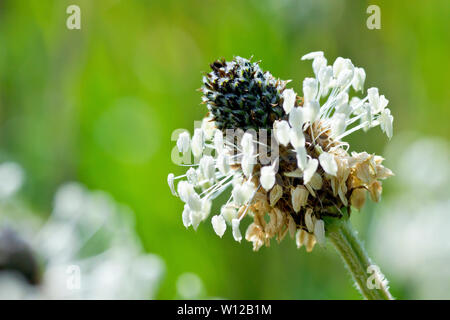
(328, 220, 394, 300)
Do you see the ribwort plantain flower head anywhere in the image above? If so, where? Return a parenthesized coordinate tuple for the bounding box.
(168, 52, 393, 251)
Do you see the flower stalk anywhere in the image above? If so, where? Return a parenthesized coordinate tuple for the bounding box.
(327, 220, 393, 300)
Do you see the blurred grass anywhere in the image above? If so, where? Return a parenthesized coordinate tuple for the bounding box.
(0, 0, 448, 299)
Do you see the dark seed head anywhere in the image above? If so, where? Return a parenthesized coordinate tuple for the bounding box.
(201, 57, 289, 131)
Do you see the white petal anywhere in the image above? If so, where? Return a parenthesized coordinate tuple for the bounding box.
(213, 130, 224, 154)
(177, 181, 195, 203)
(337, 69, 354, 88)
(273, 120, 290, 146)
(177, 132, 190, 153)
(314, 219, 326, 246)
(303, 100, 320, 123)
(241, 155, 254, 178)
(242, 180, 256, 199)
(378, 95, 389, 113)
(350, 97, 362, 113)
(186, 167, 198, 185)
(241, 133, 254, 157)
(303, 78, 318, 103)
(289, 126, 306, 149)
(352, 67, 366, 92)
(190, 210, 203, 231)
(295, 146, 308, 170)
(335, 102, 352, 118)
(379, 108, 394, 139)
(233, 181, 256, 207)
(221, 205, 237, 224)
(216, 153, 231, 175)
(232, 182, 253, 206)
(167, 173, 177, 196)
(335, 92, 349, 110)
(182, 205, 192, 228)
(312, 56, 327, 77)
(333, 57, 354, 78)
(359, 110, 370, 132)
(232, 175, 243, 187)
(333, 57, 346, 78)
(386, 116, 393, 139)
(288, 107, 305, 128)
(232, 218, 242, 242)
(187, 193, 202, 212)
(282, 88, 296, 114)
(367, 87, 380, 112)
(318, 65, 333, 95)
(260, 165, 276, 191)
(301, 51, 324, 60)
(191, 128, 204, 158)
(303, 159, 318, 184)
(331, 113, 347, 137)
(199, 155, 215, 181)
(201, 117, 216, 140)
(319, 152, 338, 176)
(201, 199, 212, 220)
(211, 215, 226, 238)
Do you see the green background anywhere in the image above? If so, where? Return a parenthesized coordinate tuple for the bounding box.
(0, 0, 449, 299)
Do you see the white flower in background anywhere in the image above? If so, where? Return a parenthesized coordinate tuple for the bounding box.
(0, 162, 24, 199)
(370, 136, 450, 299)
(176, 273, 205, 299)
(169, 53, 393, 251)
(0, 182, 165, 300)
(175, 272, 223, 300)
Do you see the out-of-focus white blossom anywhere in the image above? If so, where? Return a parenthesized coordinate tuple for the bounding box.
(370, 136, 450, 299)
(0, 162, 24, 199)
(0, 182, 165, 300)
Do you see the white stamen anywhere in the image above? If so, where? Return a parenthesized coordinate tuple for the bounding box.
(303, 159, 318, 184)
(167, 173, 177, 196)
(177, 132, 190, 153)
(273, 120, 291, 146)
(319, 152, 338, 176)
(260, 164, 276, 191)
(282, 88, 296, 114)
(232, 218, 242, 242)
(301, 51, 324, 60)
(211, 215, 226, 238)
(191, 128, 204, 158)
